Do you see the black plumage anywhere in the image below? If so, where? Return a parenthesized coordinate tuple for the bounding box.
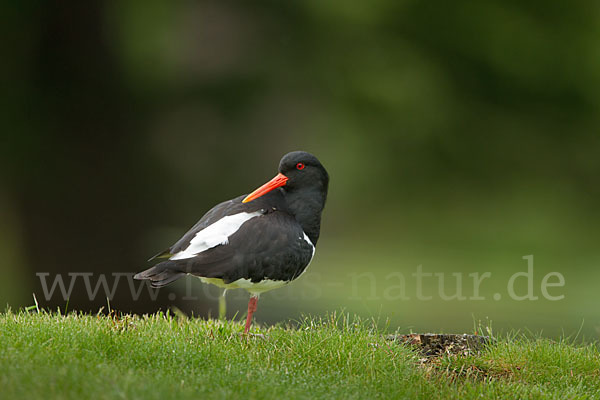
(134, 151, 329, 333)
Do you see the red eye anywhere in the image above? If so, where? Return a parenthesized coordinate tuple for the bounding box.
(296, 162, 305, 170)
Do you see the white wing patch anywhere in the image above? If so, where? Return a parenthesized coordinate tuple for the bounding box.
(169, 211, 263, 260)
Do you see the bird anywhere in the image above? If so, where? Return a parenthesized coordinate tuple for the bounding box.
(134, 151, 329, 334)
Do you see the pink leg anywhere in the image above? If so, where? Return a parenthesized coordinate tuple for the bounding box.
(244, 295, 258, 334)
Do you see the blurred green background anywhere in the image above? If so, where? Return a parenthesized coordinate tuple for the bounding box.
(2, 1, 599, 338)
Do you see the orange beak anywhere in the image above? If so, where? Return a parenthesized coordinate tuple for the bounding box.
(242, 173, 288, 203)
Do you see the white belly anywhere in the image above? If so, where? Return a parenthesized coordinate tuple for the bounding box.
(198, 276, 290, 295)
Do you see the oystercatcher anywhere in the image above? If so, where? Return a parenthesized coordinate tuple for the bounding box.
(134, 151, 329, 334)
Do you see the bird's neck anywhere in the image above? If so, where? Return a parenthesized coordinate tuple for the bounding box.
(283, 187, 327, 245)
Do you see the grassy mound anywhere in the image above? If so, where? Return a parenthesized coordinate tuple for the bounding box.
(1, 311, 598, 399)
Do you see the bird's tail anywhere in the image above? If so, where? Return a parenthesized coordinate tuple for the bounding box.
(133, 261, 185, 288)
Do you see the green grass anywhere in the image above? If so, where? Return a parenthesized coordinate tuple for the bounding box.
(1, 311, 598, 399)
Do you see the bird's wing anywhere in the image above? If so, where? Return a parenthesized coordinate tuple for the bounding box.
(148, 195, 247, 262)
(138, 210, 314, 287)
(205, 210, 315, 283)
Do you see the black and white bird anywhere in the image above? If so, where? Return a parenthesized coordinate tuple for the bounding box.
(134, 151, 329, 334)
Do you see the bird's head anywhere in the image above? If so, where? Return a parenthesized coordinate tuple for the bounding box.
(242, 151, 329, 204)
